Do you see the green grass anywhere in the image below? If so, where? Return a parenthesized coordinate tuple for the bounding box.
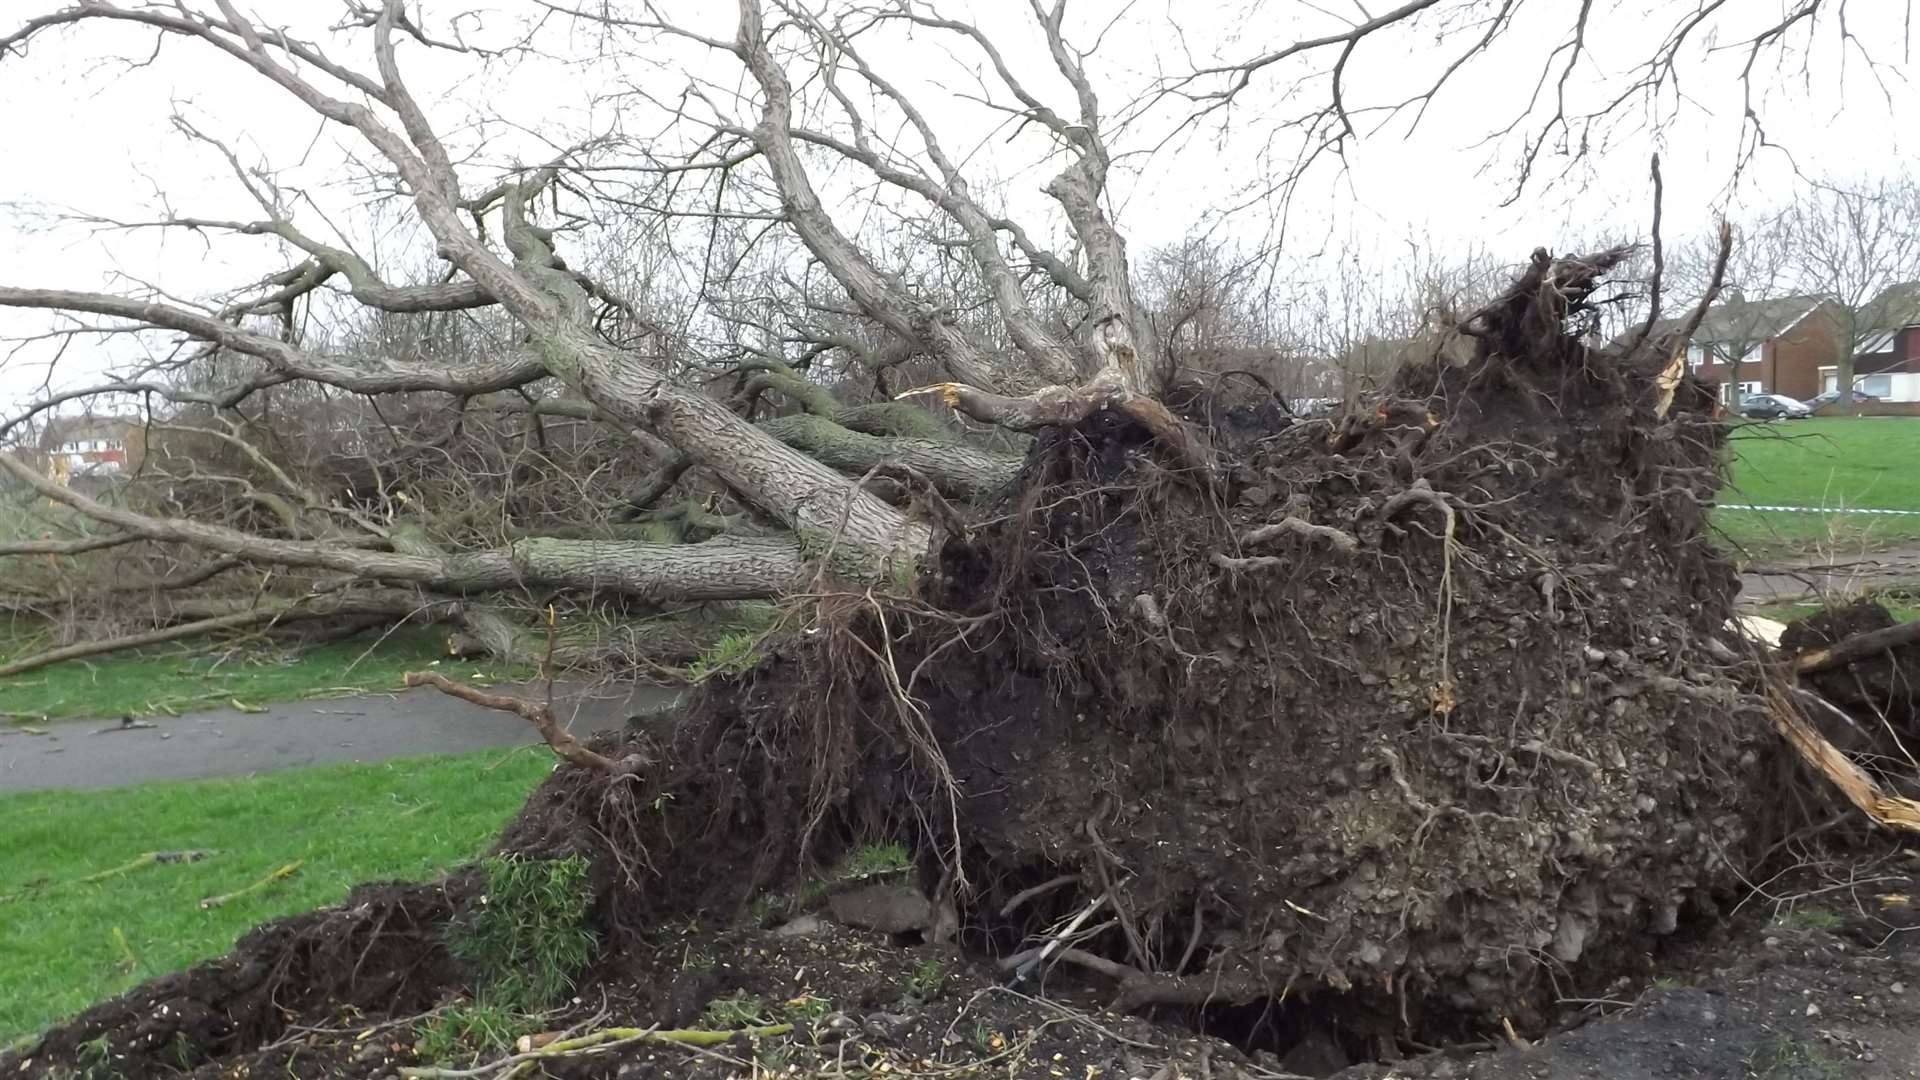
(1717, 418, 1920, 561)
(447, 854, 595, 1011)
(0, 749, 555, 1043)
(1754, 600, 1920, 625)
(412, 1000, 534, 1066)
(1, 628, 530, 724)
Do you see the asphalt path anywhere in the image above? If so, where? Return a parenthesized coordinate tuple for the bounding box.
(0, 681, 681, 793)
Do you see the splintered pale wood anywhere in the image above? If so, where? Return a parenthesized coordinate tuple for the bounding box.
(1771, 687, 1920, 834)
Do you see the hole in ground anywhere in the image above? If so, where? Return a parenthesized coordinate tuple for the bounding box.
(1180, 990, 1486, 1077)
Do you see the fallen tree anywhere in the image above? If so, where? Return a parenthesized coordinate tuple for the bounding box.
(10, 244, 1807, 1078)
(5, 2, 1912, 1076)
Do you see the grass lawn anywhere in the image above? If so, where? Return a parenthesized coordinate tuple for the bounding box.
(0, 749, 554, 1044)
(1, 628, 530, 724)
(1754, 600, 1920, 625)
(1717, 418, 1920, 562)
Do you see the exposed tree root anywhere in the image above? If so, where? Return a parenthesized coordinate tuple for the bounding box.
(1051, 948, 1270, 1011)
(404, 671, 621, 772)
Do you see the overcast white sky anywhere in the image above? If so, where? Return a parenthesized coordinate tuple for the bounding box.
(1, 0, 1914, 409)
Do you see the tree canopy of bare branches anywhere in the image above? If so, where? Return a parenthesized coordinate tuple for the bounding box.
(0, 0, 1899, 670)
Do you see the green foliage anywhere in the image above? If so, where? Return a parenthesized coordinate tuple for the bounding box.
(904, 956, 948, 1002)
(741, 841, 915, 926)
(163, 1032, 196, 1071)
(0, 750, 551, 1043)
(702, 992, 773, 1030)
(686, 630, 762, 682)
(74, 1036, 120, 1080)
(412, 1000, 531, 1065)
(781, 994, 832, 1022)
(838, 843, 911, 881)
(1747, 1035, 1845, 1079)
(448, 855, 597, 1011)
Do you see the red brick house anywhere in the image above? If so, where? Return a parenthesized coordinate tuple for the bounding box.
(1664, 294, 1842, 405)
(1818, 282, 1920, 416)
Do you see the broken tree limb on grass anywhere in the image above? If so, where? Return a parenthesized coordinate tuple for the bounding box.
(0, 850, 216, 904)
(403, 671, 616, 771)
(199, 861, 304, 910)
(1792, 619, 1920, 675)
(1770, 687, 1920, 834)
(82, 850, 212, 884)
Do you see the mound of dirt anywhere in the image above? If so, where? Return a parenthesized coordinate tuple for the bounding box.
(1784, 600, 1920, 736)
(14, 878, 465, 1077)
(888, 247, 1764, 1032)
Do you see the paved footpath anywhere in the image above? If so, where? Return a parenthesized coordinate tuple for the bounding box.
(1738, 543, 1920, 607)
(0, 681, 681, 793)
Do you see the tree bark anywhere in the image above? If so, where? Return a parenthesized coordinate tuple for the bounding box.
(758, 414, 1020, 500)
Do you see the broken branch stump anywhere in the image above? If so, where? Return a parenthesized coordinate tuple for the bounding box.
(404, 671, 615, 771)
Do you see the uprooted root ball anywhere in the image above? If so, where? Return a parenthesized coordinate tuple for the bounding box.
(502, 247, 1768, 1035)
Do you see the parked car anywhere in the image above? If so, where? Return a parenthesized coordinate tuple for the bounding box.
(1804, 389, 1882, 413)
(1738, 393, 1812, 419)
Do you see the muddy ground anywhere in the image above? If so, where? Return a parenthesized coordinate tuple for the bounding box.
(9, 852, 1917, 1079)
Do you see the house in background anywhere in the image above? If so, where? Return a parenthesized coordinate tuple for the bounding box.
(1821, 282, 1920, 415)
(39, 415, 144, 484)
(1661, 294, 1842, 405)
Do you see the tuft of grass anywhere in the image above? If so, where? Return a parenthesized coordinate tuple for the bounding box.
(0, 750, 553, 1043)
(0, 627, 529, 725)
(1747, 1035, 1845, 1079)
(838, 843, 911, 881)
(412, 1000, 532, 1066)
(447, 854, 596, 1011)
(702, 992, 773, 1030)
(904, 955, 948, 1002)
(1772, 907, 1845, 932)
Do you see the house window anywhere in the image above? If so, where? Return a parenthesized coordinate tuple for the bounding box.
(1858, 374, 1894, 398)
(1686, 344, 1706, 369)
(1739, 381, 1764, 396)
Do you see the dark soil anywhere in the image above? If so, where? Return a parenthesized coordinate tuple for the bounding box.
(9, 247, 1896, 1079)
(12, 856, 1920, 1078)
(1784, 600, 1920, 736)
